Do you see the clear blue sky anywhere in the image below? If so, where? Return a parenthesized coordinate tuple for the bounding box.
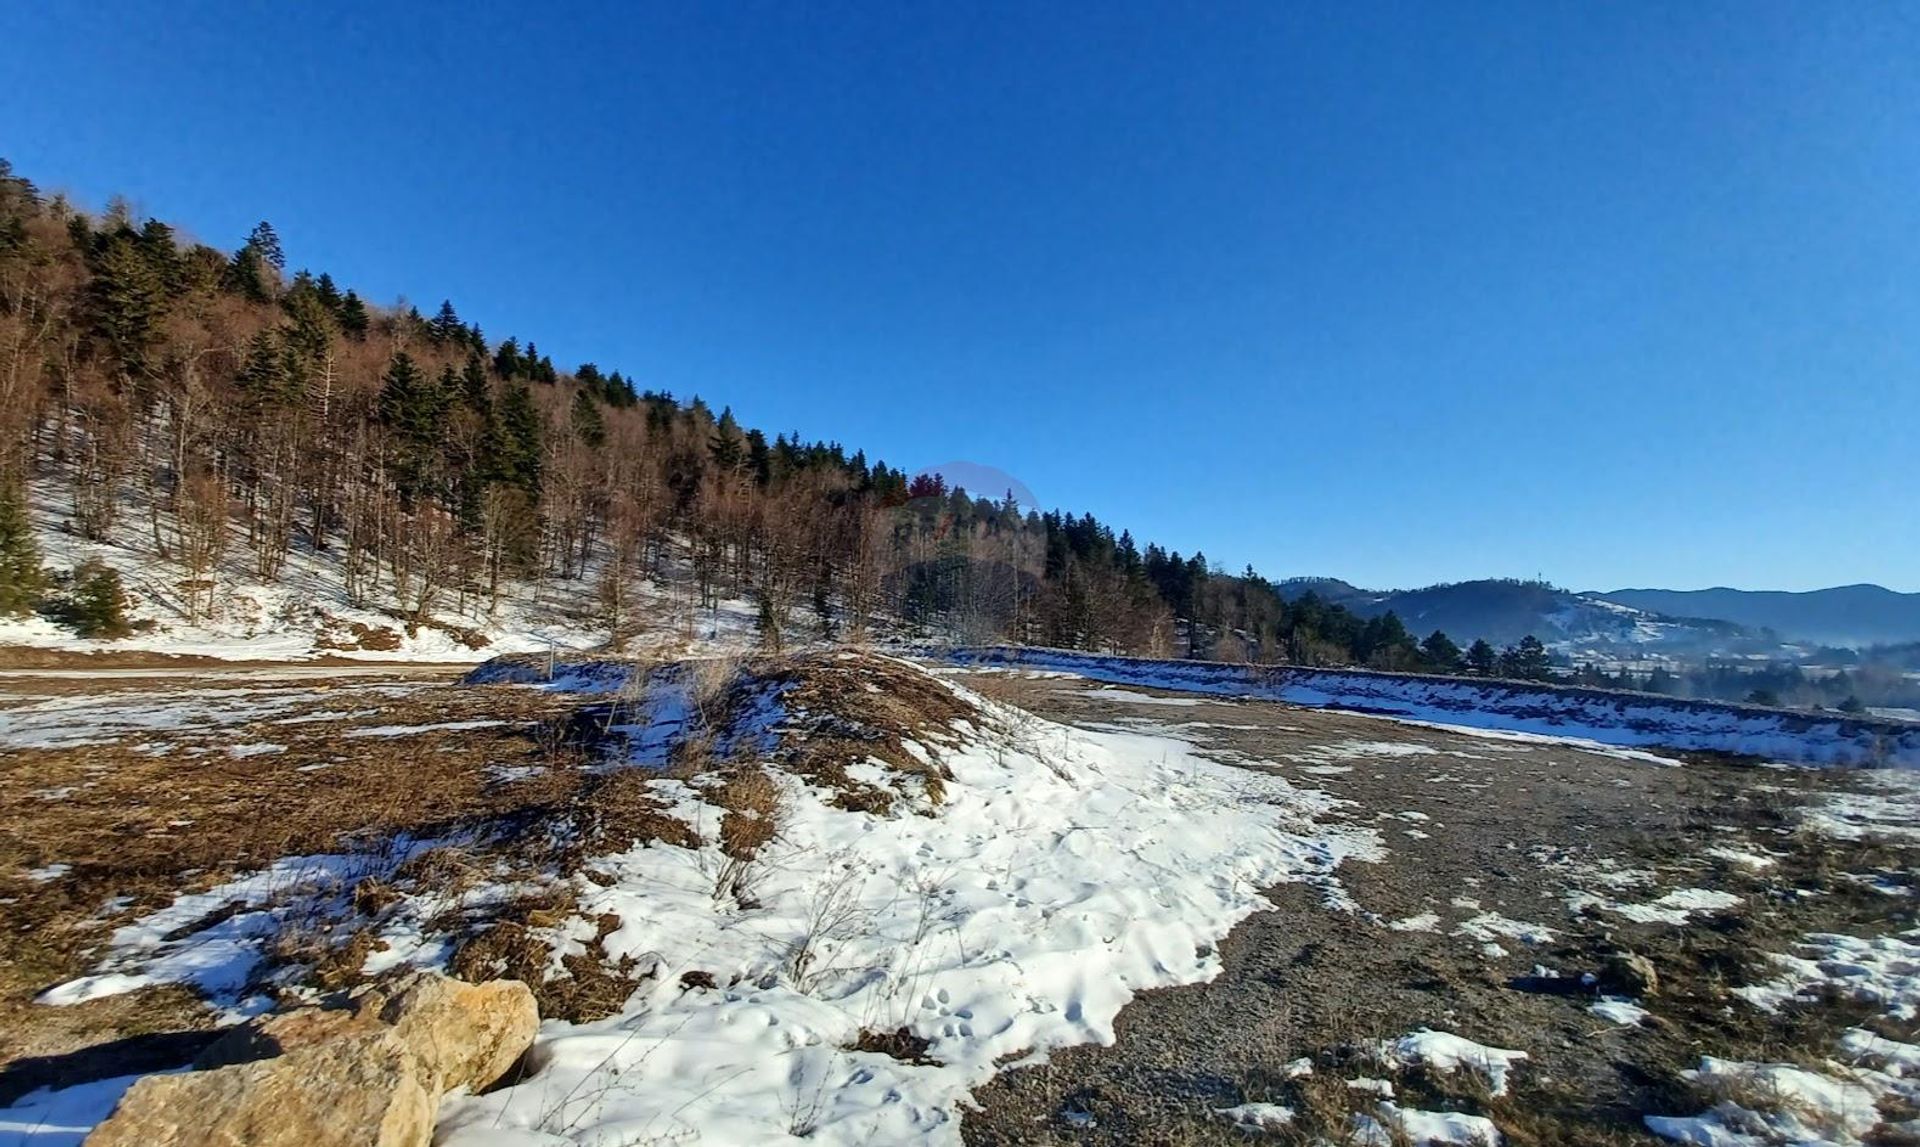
(4, 1, 1915, 592)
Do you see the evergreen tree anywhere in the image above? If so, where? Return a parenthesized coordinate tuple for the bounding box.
(244, 220, 285, 270)
(570, 387, 606, 449)
(223, 245, 272, 303)
(1465, 638, 1497, 675)
(497, 382, 543, 495)
(460, 355, 492, 414)
(236, 330, 297, 408)
(710, 407, 745, 470)
(1498, 634, 1552, 680)
(428, 299, 463, 343)
(1420, 630, 1462, 672)
(0, 484, 45, 617)
(493, 337, 524, 378)
(315, 271, 343, 313)
(338, 290, 370, 339)
(85, 233, 168, 377)
(47, 560, 135, 639)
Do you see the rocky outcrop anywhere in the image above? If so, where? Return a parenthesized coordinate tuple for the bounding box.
(86, 1031, 434, 1147)
(85, 974, 537, 1147)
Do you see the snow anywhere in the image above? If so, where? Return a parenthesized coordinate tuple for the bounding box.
(1802, 771, 1920, 842)
(0, 683, 419, 750)
(342, 718, 509, 738)
(1215, 1102, 1295, 1131)
(1569, 887, 1743, 926)
(1359, 1102, 1504, 1145)
(0, 476, 764, 664)
(430, 663, 1378, 1146)
(38, 842, 436, 1007)
(1373, 1030, 1528, 1097)
(948, 648, 1920, 767)
(1591, 997, 1649, 1026)
(1453, 912, 1553, 957)
(1389, 912, 1442, 933)
(1646, 1058, 1882, 1147)
(0, 1071, 164, 1147)
(1086, 686, 1201, 706)
(1609, 889, 1744, 926)
(1736, 929, 1920, 1019)
(1705, 846, 1777, 869)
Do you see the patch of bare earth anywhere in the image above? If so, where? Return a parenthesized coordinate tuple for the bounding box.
(956, 670, 1920, 1147)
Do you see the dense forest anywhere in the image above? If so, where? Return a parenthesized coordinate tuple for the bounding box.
(0, 159, 1545, 673)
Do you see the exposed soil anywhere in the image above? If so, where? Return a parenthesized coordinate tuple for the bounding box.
(0, 668, 588, 1102)
(958, 672, 1920, 1146)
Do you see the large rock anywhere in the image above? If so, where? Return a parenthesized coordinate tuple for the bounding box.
(87, 974, 537, 1147)
(1602, 949, 1660, 997)
(355, 972, 539, 1094)
(87, 1031, 433, 1147)
(194, 1003, 384, 1071)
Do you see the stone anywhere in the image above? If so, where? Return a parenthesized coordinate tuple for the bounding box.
(86, 1031, 433, 1147)
(1603, 949, 1659, 997)
(194, 1003, 383, 1071)
(355, 973, 539, 1094)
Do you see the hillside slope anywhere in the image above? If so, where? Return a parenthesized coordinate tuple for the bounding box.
(1598, 584, 1920, 647)
(1278, 578, 1748, 651)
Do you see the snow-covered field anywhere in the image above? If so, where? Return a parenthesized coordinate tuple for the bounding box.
(1, 656, 1378, 1145)
(949, 647, 1920, 767)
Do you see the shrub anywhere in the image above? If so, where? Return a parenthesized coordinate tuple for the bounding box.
(43, 559, 138, 639)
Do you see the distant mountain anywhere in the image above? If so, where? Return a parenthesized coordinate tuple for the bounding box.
(1277, 578, 1749, 651)
(1594, 585, 1920, 647)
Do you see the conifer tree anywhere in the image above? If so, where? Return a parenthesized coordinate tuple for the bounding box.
(1465, 638, 1497, 675)
(1420, 630, 1462, 672)
(0, 484, 45, 617)
(570, 388, 606, 449)
(86, 233, 168, 378)
(236, 330, 295, 409)
(244, 221, 284, 270)
(497, 382, 543, 496)
(429, 299, 462, 343)
(338, 290, 370, 339)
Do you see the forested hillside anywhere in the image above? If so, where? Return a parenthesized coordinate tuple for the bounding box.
(0, 160, 1487, 668)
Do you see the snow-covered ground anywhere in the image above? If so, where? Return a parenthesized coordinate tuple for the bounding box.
(0, 477, 762, 662)
(947, 648, 1920, 767)
(6, 656, 1379, 1146)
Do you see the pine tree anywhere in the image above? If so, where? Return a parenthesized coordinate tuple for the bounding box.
(236, 330, 297, 408)
(710, 407, 745, 471)
(1421, 630, 1463, 672)
(245, 220, 285, 270)
(486, 338, 514, 377)
(429, 299, 462, 343)
(570, 388, 606, 449)
(0, 484, 45, 617)
(338, 290, 370, 340)
(86, 233, 168, 377)
(1465, 638, 1497, 675)
(497, 382, 543, 495)
(460, 355, 492, 414)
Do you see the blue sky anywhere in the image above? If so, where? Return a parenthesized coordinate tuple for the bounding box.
(4, 2, 1915, 591)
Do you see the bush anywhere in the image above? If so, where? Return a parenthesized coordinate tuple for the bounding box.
(42, 560, 140, 639)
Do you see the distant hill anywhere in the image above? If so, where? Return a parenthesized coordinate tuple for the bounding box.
(1276, 578, 1748, 651)
(1595, 585, 1920, 647)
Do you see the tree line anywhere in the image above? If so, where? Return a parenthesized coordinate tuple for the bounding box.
(0, 159, 1559, 674)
